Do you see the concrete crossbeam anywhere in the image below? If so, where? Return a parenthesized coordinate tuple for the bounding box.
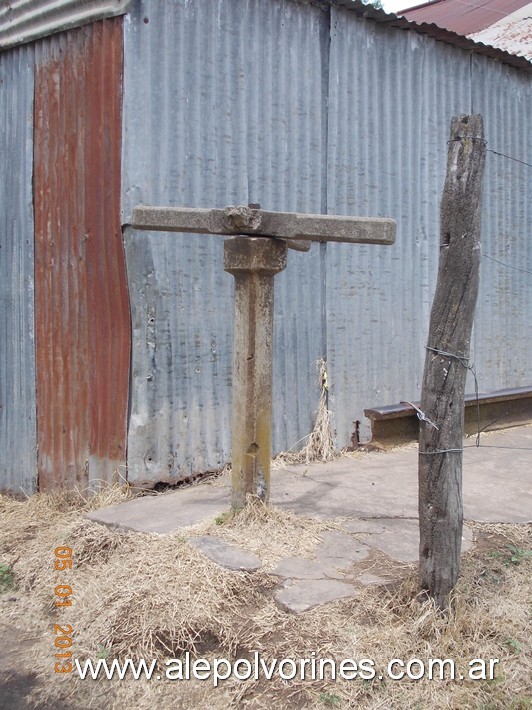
(131, 205, 396, 245)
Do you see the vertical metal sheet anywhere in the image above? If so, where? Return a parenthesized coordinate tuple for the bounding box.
(34, 17, 130, 490)
(471, 56, 532, 395)
(0, 0, 131, 51)
(122, 0, 531, 480)
(122, 0, 329, 484)
(327, 9, 475, 445)
(0, 44, 37, 495)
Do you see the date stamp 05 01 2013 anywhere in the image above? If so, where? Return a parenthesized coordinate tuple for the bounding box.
(53, 546, 74, 673)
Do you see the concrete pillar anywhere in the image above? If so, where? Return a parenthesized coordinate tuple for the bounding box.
(224, 237, 288, 508)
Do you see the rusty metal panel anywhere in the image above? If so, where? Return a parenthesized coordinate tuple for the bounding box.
(34, 17, 130, 490)
(122, 0, 329, 485)
(470, 5, 532, 61)
(400, 0, 530, 35)
(0, 43, 37, 495)
(0, 0, 131, 51)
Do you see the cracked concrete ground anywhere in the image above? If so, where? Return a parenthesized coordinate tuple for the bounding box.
(89, 426, 531, 613)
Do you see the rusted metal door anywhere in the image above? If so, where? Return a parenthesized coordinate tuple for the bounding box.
(34, 18, 130, 490)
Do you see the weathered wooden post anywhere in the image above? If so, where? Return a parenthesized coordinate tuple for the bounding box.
(418, 115, 486, 610)
(131, 205, 396, 508)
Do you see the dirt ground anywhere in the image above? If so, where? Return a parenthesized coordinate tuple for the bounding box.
(0, 487, 530, 710)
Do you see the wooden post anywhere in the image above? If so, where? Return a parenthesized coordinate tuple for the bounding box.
(418, 115, 486, 610)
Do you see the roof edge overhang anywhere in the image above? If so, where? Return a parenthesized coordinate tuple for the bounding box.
(0, 0, 131, 52)
(1, 0, 530, 73)
(332, 0, 532, 73)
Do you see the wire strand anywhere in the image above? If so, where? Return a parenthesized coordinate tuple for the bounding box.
(487, 149, 532, 169)
(419, 449, 463, 455)
(454, 0, 513, 19)
(425, 346, 481, 446)
(481, 251, 532, 276)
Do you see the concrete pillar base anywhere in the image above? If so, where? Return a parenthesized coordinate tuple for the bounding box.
(224, 237, 288, 508)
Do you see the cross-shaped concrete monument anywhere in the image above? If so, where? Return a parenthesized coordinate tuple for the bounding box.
(131, 205, 396, 508)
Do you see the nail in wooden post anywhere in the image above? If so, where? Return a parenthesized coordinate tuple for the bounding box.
(224, 237, 287, 508)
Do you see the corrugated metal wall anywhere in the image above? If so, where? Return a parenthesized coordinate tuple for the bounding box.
(3, 0, 528, 492)
(0, 0, 131, 51)
(471, 55, 531, 394)
(326, 9, 475, 443)
(122, 0, 531, 483)
(34, 18, 130, 490)
(122, 0, 329, 484)
(0, 44, 37, 495)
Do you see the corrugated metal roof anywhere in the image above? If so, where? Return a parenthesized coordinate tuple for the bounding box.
(470, 5, 532, 61)
(0, 0, 131, 51)
(34, 18, 130, 490)
(400, 0, 530, 34)
(0, 0, 530, 70)
(0, 42, 38, 495)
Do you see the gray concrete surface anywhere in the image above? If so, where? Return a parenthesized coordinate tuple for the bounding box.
(190, 536, 262, 572)
(275, 579, 357, 614)
(88, 485, 229, 533)
(224, 236, 287, 507)
(88, 426, 531, 613)
(131, 204, 396, 245)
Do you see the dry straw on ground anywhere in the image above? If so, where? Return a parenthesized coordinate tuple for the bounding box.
(0, 486, 530, 709)
(199, 496, 344, 570)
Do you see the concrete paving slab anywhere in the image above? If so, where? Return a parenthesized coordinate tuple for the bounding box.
(355, 519, 421, 564)
(315, 531, 372, 563)
(356, 573, 389, 586)
(190, 536, 262, 572)
(269, 459, 419, 519)
(270, 557, 344, 580)
(341, 520, 388, 535)
(88, 427, 531, 544)
(274, 579, 357, 614)
(86, 427, 531, 613)
(461, 432, 532, 522)
(359, 518, 473, 563)
(87, 485, 229, 533)
(271, 427, 532, 523)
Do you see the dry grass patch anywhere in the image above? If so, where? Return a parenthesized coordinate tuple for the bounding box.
(0, 490, 530, 710)
(199, 496, 344, 569)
